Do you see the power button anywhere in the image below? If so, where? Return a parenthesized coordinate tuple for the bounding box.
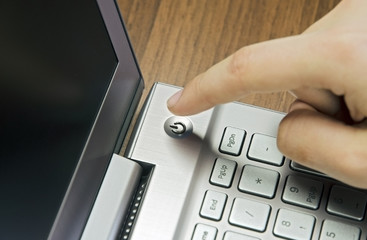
(164, 116, 193, 138)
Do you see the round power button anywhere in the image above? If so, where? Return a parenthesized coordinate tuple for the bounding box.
(164, 116, 193, 138)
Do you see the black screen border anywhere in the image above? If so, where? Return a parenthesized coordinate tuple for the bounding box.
(48, 0, 144, 239)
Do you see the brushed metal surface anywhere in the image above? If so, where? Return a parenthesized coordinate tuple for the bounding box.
(125, 83, 213, 240)
(125, 83, 367, 240)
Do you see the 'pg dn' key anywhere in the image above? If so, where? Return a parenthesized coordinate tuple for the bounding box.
(219, 127, 246, 156)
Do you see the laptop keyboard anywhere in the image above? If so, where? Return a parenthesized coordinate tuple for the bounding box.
(192, 126, 367, 240)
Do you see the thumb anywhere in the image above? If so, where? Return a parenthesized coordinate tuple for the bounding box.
(277, 101, 367, 188)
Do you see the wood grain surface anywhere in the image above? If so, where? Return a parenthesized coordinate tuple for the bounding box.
(116, 0, 341, 136)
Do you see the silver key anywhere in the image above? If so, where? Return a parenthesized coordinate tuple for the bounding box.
(200, 190, 227, 221)
(238, 165, 279, 198)
(192, 224, 217, 240)
(327, 185, 367, 220)
(273, 209, 315, 240)
(223, 231, 260, 240)
(247, 134, 284, 166)
(210, 158, 237, 188)
(229, 197, 271, 232)
(219, 127, 246, 156)
(282, 175, 323, 209)
(319, 220, 360, 240)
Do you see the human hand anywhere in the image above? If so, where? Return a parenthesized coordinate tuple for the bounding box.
(167, 0, 367, 188)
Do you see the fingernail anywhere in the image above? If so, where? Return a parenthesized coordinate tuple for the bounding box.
(167, 89, 183, 109)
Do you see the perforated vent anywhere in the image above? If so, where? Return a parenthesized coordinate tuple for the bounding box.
(119, 174, 150, 240)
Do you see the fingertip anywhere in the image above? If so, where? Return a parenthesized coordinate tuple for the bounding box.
(167, 89, 183, 113)
(167, 72, 217, 115)
(167, 86, 208, 116)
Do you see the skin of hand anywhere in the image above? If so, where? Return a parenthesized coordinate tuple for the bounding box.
(167, 0, 367, 189)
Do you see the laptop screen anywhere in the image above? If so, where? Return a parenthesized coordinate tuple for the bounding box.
(0, 0, 141, 239)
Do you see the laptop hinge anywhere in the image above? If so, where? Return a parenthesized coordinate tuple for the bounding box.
(81, 154, 142, 240)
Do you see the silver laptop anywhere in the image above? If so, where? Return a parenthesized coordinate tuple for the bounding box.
(1, 0, 366, 239)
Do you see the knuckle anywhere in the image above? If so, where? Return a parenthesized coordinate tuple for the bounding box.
(228, 47, 253, 87)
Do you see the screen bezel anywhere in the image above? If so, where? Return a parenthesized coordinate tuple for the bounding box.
(48, 0, 144, 239)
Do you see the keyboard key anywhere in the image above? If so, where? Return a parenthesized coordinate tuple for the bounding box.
(210, 158, 237, 188)
(238, 165, 279, 198)
(247, 134, 284, 166)
(223, 231, 260, 240)
(319, 220, 360, 240)
(229, 198, 271, 232)
(282, 175, 323, 209)
(219, 127, 246, 156)
(192, 224, 217, 240)
(273, 209, 315, 240)
(327, 185, 367, 220)
(200, 190, 227, 221)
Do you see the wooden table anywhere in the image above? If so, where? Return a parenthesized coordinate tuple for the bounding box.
(117, 0, 340, 138)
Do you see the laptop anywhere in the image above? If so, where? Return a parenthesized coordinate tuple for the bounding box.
(1, 0, 366, 239)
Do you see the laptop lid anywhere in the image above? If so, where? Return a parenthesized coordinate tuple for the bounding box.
(0, 0, 143, 239)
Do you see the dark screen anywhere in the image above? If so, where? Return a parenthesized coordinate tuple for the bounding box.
(0, 0, 118, 239)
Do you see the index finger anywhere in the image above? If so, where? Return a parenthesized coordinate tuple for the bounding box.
(167, 35, 339, 116)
